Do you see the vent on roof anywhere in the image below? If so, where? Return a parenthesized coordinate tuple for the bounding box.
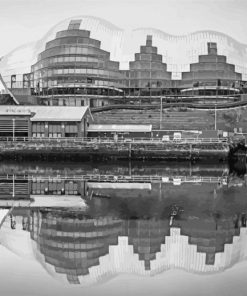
(146, 35, 153, 46)
(207, 42, 217, 55)
(68, 19, 82, 30)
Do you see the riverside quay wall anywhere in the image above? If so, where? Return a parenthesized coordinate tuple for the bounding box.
(0, 138, 231, 161)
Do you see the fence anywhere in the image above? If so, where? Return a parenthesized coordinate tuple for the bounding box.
(0, 174, 228, 185)
(0, 136, 229, 145)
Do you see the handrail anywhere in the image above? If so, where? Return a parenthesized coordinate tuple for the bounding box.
(0, 136, 229, 144)
(0, 174, 229, 184)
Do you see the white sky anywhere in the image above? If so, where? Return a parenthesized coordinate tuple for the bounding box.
(0, 0, 247, 57)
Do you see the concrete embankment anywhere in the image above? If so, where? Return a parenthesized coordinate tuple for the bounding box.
(0, 139, 230, 161)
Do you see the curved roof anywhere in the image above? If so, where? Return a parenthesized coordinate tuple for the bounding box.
(133, 28, 247, 48)
(1, 16, 247, 79)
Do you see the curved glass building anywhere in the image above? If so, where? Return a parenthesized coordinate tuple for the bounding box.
(181, 42, 242, 96)
(31, 19, 125, 106)
(126, 35, 172, 96)
(0, 16, 247, 104)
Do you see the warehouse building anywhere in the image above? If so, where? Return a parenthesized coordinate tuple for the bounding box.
(0, 106, 92, 138)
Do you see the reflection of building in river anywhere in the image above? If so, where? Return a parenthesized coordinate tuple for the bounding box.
(0, 208, 247, 285)
(31, 211, 123, 284)
(0, 170, 246, 211)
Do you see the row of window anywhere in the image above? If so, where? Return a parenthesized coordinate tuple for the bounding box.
(199, 56, 226, 63)
(31, 189, 78, 195)
(33, 68, 123, 79)
(32, 123, 78, 132)
(182, 71, 241, 79)
(39, 228, 120, 237)
(32, 56, 119, 71)
(129, 71, 171, 79)
(129, 80, 172, 88)
(32, 182, 78, 190)
(33, 78, 125, 88)
(130, 62, 168, 71)
(46, 36, 100, 50)
(38, 46, 110, 61)
(140, 46, 158, 54)
(190, 63, 235, 71)
(32, 133, 78, 138)
(57, 99, 85, 106)
(135, 53, 163, 62)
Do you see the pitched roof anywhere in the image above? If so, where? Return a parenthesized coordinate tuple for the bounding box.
(0, 106, 91, 121)
(30, 106, 90, 122)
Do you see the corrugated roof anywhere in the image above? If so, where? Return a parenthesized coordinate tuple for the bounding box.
(0, 106, 91, 121)
(88, 124, 152, 132)
(30, 106, 89, 122)
(88, 183, 152, 190)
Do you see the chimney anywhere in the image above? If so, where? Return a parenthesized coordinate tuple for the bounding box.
(207, 42, 217, 55)
(146, 35, 153, 46)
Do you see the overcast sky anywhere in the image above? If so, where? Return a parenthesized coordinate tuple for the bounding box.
(0, 0, 247, 57)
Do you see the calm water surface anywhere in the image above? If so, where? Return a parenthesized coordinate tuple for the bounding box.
(0, 160, 246, 296)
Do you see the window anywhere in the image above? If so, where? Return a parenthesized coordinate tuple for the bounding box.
(70, 47, 77, 54)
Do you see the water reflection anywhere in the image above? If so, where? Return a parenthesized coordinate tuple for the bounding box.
(0, 161, 246, 285)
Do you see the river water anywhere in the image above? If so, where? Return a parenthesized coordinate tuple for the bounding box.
(0, 160, 246, 296)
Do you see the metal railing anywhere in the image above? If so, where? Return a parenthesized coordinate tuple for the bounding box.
(0, 174, 228, 184)
(0, 136, 229, 145)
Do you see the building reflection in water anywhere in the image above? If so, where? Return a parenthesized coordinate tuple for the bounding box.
(0, 161, 246, 285)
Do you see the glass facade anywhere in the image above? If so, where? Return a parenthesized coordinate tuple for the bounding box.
(125, 35, 172, 96)
(30, 210, 122, 284)
(181, 42, 242, 94)
(1, 17, 246, 102)
(30, 20, 125, 101)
